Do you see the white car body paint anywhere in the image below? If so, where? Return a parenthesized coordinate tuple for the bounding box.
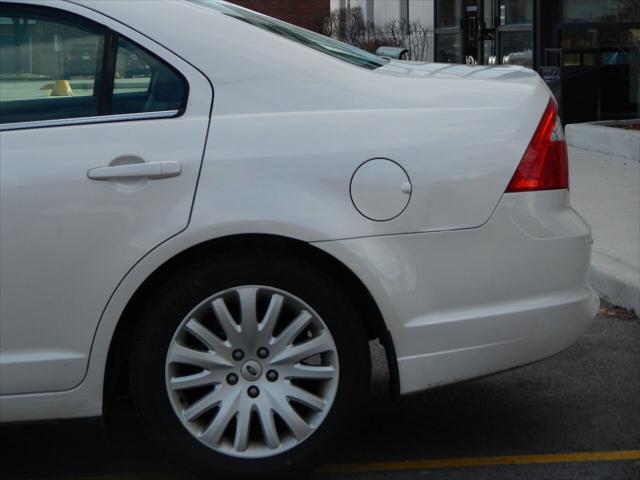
(317, 190, 597, 393)
(0, 0, 597, 421)
(0, 1, 213, 397)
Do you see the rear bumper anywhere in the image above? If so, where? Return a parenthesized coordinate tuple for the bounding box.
(396, 289, 596, 393)
(314, 190, 599, 395)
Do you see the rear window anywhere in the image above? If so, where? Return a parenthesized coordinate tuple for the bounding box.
(188, 0, 389, 71)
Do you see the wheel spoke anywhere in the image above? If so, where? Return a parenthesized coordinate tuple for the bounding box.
(280, 364, 336, 381)
(256, 400, 280, 449)
(270, 330, 333, 365)
(185, 318, 231, 359)
(233, 398, 253, 452)
(183, 386, 225, 422)
(211, 298, 243, 347)
(285, 383, 326, 412)
(167, 344, 233, 370)
(258, 293, 284, 345)
(272, 398, 313, 441)
(269, 311, 312, 354)
(199, 388, 241, 446)
(169, 370, 220, 391)
(238, 287, 259, 350)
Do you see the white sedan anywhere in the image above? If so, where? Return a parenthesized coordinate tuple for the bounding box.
(0, 0, 598, 478)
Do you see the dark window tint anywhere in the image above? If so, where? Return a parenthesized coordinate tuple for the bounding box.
(436, 0, 461, 28)
(561, 28, 599, 49)
(563, 0, 640, 24)
(436, 33, 462, 63)
(500, 31, 533, 66)
(483, 0, 495, 28)
(499, 0, 533, 26)
(112, 37, 186, 115)
(0, 8, 104, 124)
(561, 25, 640, 118)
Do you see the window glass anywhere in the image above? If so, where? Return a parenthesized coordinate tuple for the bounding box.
(188, 0, 388, 70)
(436, 33, 462, 63)
(112, 38, 186, 115)
(560, 26, 639, 118)
(436, 0, 461, 28)
(483, 39, 495, 61)
(561, 28, 599, 49)
(561, 26, 640, 60)
(563, 0, 640, 24)
(600, 26, 640, 50)
(0, 9, 104, 124)
(563, 53, 582, 66)
(483, 0, 495, 28)
(500, 31, 533, 66)
(499, 0, 533, 25)
(583, 53, 597, 66)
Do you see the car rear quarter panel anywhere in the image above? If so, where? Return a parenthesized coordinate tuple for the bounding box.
(189, 94, 547, 241)
(316, 190, 598, 393)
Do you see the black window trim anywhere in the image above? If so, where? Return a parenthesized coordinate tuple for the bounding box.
(0, 2, 190, 131)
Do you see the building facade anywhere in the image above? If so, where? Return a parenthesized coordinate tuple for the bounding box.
(330, 0, 433, 26)
(331, 0, 639, 122)
(230, 0, 329, 31)
(439, 0, 640, 122)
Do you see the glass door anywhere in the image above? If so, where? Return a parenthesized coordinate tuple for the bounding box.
(435, 0, 534, 67)
(496, 0, 534, 67)
(464, 0, 479, 64)
(476, 0, 497, 64)
(559, 0, 640, 120)
(435, 0, 463, 63)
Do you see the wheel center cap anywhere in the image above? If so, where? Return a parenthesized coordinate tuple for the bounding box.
(241, 360, 263, 381)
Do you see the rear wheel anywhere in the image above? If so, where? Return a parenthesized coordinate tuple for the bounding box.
(130, 253, 370, 479)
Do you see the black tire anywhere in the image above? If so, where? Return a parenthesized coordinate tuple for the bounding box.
(129, 251, 371, 479)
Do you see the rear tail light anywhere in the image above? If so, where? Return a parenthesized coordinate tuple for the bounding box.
(505, 99, 569, 192)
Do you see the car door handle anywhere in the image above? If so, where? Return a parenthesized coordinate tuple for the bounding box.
(87, 161, 182, 181)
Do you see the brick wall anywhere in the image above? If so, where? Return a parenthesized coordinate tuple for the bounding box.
(228, 0, 329, 31)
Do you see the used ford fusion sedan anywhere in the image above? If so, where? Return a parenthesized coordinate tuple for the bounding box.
(0, 0, 598, 478)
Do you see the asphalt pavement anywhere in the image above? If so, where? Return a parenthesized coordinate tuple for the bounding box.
(2, 306, 638, 480)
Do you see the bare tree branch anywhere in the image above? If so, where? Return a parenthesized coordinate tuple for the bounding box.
(321, 7, 433, 62)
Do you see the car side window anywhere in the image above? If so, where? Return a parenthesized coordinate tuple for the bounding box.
(0, 7, 105, 124)
(112, 37, 187, 115)
(0, 5, 187, 127)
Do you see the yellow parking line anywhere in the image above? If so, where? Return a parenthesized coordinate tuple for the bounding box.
(51, 450, 640, 479)
(59, 474, 192, 480)
(320, 449, 640, 474)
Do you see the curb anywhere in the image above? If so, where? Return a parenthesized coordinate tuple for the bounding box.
(590, 251, 640, 313)
(566, 122, 640, 162)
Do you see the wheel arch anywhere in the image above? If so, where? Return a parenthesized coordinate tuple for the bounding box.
(104, 233, 400, 411)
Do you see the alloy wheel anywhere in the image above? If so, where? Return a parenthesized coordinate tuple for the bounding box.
(165, 285, 339, 458)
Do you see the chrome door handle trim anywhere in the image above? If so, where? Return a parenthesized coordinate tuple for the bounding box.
(88, 161, 182, 181)
(0, 110, 179, 132)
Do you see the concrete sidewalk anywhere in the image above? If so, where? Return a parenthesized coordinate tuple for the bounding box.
(569, 146, 640, 312)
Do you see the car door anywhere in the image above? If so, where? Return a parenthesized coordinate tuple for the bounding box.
(0, 2, 212, 395)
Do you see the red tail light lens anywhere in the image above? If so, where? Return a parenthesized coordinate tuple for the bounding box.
(505, 100, 569, 192)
